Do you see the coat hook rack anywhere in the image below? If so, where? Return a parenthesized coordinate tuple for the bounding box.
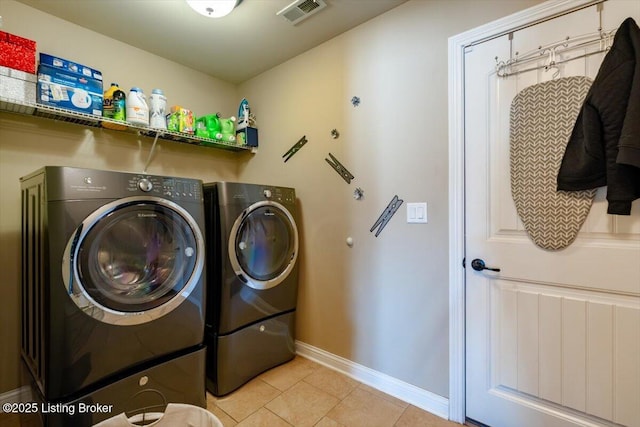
(495, 3, 615, 78)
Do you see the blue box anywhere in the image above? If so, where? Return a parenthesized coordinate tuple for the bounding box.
(39, 53, 103, 82)
(37, 63, 103, 116)
(236, 126, 258, 147)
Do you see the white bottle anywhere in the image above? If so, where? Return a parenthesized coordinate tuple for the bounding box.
(149, 88, 167, 129)
(126, 87, 149, 126)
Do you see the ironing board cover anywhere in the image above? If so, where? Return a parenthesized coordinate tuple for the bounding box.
(92, 403, 223, 427)
(510, 76, 596, 250)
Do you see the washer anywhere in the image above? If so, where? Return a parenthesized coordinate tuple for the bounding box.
(20, 166, 206, 402)
(203, 182, 299, 396)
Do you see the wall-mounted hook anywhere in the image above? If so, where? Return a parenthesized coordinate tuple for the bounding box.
(353, 187, 364, 200)
(544, 48, 560, 79)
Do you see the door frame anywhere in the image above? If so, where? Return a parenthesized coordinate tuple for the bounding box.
(447, 0, 603, 422)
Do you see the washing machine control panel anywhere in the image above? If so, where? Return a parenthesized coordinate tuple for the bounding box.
(261, 186, 295, 204)
(128, 175, 202, 200)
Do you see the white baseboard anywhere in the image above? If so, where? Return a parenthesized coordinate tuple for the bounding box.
(0, 386, 32, 411)
(295, 340, 449, 420)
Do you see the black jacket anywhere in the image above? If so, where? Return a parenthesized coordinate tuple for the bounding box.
(557, 17, 640, 215)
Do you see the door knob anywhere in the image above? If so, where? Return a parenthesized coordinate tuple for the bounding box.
(471, 258, 500, 272)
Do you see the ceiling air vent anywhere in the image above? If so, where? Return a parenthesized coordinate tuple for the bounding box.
(277, 0, 327, 25)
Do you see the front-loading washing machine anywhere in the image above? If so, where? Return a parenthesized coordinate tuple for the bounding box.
(20, 166, 206, 403)
(203, 182, 300, 396)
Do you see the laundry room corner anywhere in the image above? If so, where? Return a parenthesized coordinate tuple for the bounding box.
(0, 0, 558, 423)
(235, 0, 545, 408)
(0, 0, 247, 396)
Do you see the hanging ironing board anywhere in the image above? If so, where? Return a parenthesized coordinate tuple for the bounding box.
(510, 76, 596, 250)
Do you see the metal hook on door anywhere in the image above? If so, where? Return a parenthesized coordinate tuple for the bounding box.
(543, 48, 560, 79)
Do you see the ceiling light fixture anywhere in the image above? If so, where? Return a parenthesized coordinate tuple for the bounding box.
(186, 0, 239, 18)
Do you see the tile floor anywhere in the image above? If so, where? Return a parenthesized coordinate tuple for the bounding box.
(206, 356, 461, 427)
(0, 356, 462, 427)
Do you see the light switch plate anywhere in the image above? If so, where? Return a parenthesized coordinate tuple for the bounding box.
(407, 202, 427, 223)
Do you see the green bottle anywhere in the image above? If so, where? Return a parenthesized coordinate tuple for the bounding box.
(112, 87, 126, 122)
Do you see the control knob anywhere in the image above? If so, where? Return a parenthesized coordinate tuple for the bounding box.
(263, 189, 272, 198)
(138, 178, 153, 192)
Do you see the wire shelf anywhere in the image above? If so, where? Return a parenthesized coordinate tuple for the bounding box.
(0, 96, 251, 152)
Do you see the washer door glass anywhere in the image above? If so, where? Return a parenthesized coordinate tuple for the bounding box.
(62, 197, 203, 325)
(231, 202, 298, 290)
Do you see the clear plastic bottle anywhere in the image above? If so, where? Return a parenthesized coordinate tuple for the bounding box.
(149, 88, 167, 129)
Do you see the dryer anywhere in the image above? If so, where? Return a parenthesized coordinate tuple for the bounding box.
(204, 182, 299, 396)
(20, 166, 206, 402)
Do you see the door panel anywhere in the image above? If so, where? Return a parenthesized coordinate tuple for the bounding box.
(490, 281, 639, 425)
(464, 1, 640, 426)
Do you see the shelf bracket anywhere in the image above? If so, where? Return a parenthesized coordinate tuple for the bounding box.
(143, 132, 163, 174)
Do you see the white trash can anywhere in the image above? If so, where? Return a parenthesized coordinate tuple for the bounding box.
(93, 403, 223, 427)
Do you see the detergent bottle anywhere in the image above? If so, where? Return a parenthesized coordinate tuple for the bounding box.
(102, 83, 127, 129)
(126, 87, 149, 126)
(218, 116, 236, 143)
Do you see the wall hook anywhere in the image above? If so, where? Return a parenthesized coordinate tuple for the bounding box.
(353, 187, 364, 200)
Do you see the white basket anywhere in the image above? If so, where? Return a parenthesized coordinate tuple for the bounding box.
(93, 403, 223, 427)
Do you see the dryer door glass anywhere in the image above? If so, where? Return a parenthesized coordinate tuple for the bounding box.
(235, 205, 295, 282)
(76, 203, 198, 313)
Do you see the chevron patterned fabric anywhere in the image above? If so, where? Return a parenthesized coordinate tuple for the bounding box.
(510, 76, 596, 251)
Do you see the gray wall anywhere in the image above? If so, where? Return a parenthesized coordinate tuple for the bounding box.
(0, 0, 542, 399)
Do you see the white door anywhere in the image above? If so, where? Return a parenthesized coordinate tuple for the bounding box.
(464, 2, 640, 426)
